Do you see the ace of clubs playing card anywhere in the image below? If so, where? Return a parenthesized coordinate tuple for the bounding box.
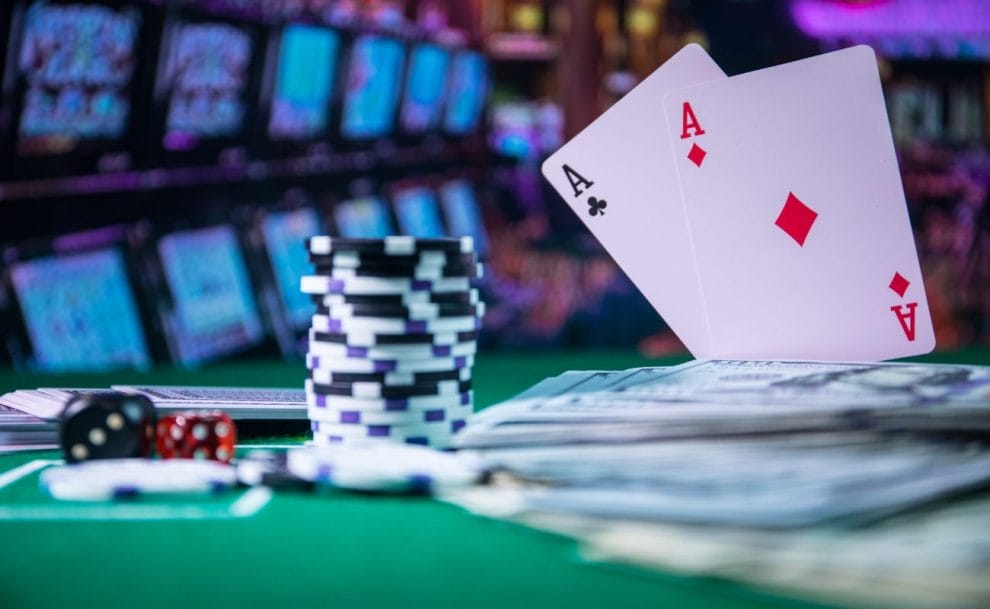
(541, 44, 725, 357)
(663, 45, 935, 361)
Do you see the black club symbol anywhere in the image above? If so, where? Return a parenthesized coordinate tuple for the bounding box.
(587, 196, 607, 217)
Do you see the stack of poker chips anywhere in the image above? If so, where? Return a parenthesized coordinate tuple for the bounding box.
(301, 236, 483, 449)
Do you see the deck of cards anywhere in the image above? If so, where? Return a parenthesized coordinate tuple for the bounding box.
(542, 44, 934, 362)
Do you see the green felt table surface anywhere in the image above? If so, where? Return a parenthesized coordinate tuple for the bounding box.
(1, 349, 987, 609)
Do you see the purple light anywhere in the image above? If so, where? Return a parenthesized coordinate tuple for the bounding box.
(792, 0, 990, 37)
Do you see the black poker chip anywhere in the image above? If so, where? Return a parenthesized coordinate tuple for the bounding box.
(310, 289, 480, 308)
(308, 252, 478, 269)
(306, 378, 473, 399)
(307, 366, 471, 386)
(315, 302, 484, 320)
(310, 329, 479, 346)
(312, 262, 482, 279)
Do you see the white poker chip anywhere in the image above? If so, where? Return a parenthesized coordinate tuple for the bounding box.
(307, 402, 473, 426)
(305, 353, 475, 373)
(40, 459, 237, 501)
(306, 389, 473, 411)
(287, 442, 482, 492)
(306, 340, 478, 361)
(300, 275, 472, 296)
(310, 313, 482, 335)
(307, 236, 474, 256)
(310, 417, 465, 442)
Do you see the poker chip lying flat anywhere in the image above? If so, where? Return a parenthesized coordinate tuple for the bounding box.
(235, 449, 313, 490)
(313, 290, 481, 309)
(316, 301, 485, 321)
(305, 378, 471, 399)
(306, 390, 473, 412)
(306, 339, 478, 361)
(40, 459, 236, 501)
(307, 236, 473, 256)
(306, 353, 474, 373)
(316, 262, 483, 280)
(308, 365, 471, 386)
(309, 328, 478, 347)
(286, 443, 483, 493)
(301, 275, 473, 296)
(313, 251, 478, 270)
(311, 313, 482, 335)
(307, 402, 472, 425)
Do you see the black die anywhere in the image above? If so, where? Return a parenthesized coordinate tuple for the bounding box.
(59, 392, 157, 463)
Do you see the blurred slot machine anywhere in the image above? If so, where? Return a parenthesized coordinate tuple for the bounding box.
(260, 20, 343, 156)
(252, 205, 323, 357)
(154, 224, 265, 366)
(438, 179, 489, 258)
(338, 32, 406, 144)
(0, 0, 158, 179)
(150, 2, 265, 165)
(443, 49, 489, 136)
(333, 196, 396, 238)
(398, 41, 452, 137)
(1, 225, 157, 372)
(390, 183, 447, 238)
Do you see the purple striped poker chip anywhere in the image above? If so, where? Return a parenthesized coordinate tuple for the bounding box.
(309, 432, 454, 449)
(300, 275, 472, 296)
(307, 402, 472, 425)
(40, 459, 237, 501)
(306, 353, 473, 373)
(306, 341, 478, 361)
(314, 315, 482, 334)
(310, 419, 467, 436)
(309, 328, 479, 347)
(307, 390, 473, 412)
(286, 443, 483, 493)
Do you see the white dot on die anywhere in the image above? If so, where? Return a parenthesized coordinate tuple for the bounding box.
(215, 422, 230, 437)
(106, 413, 124, 430)
(88, 428, 107, 446)
(71, 444, 89, 460)
(216, 447, 229, 461)
(194, 448, 209, 459)
(192, 423, 208, 440)
(170, 425, 184, 440)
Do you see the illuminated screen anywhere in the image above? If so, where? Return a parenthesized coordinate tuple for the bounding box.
(262, 208, 321, 328)
(444, 51, 487, 135)
(158, 226, 263, 365)
(393, 187, 446, 237)
(160, 21, 254, 150)
(439, 180, 489, 255)
(269, 24, 340, 140)
(334, 197, 395, 238)
(340, 35, 405, 139)
(399, 43, 450, 133)
(14, 1, 141, 156)
(10, 248, 150, 371)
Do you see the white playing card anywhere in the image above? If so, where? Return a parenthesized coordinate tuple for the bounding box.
(663, 45, 935, 361)
(541, 44, 725, 357)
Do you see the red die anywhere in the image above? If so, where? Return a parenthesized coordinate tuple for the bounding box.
(156, 411, 237, 463)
